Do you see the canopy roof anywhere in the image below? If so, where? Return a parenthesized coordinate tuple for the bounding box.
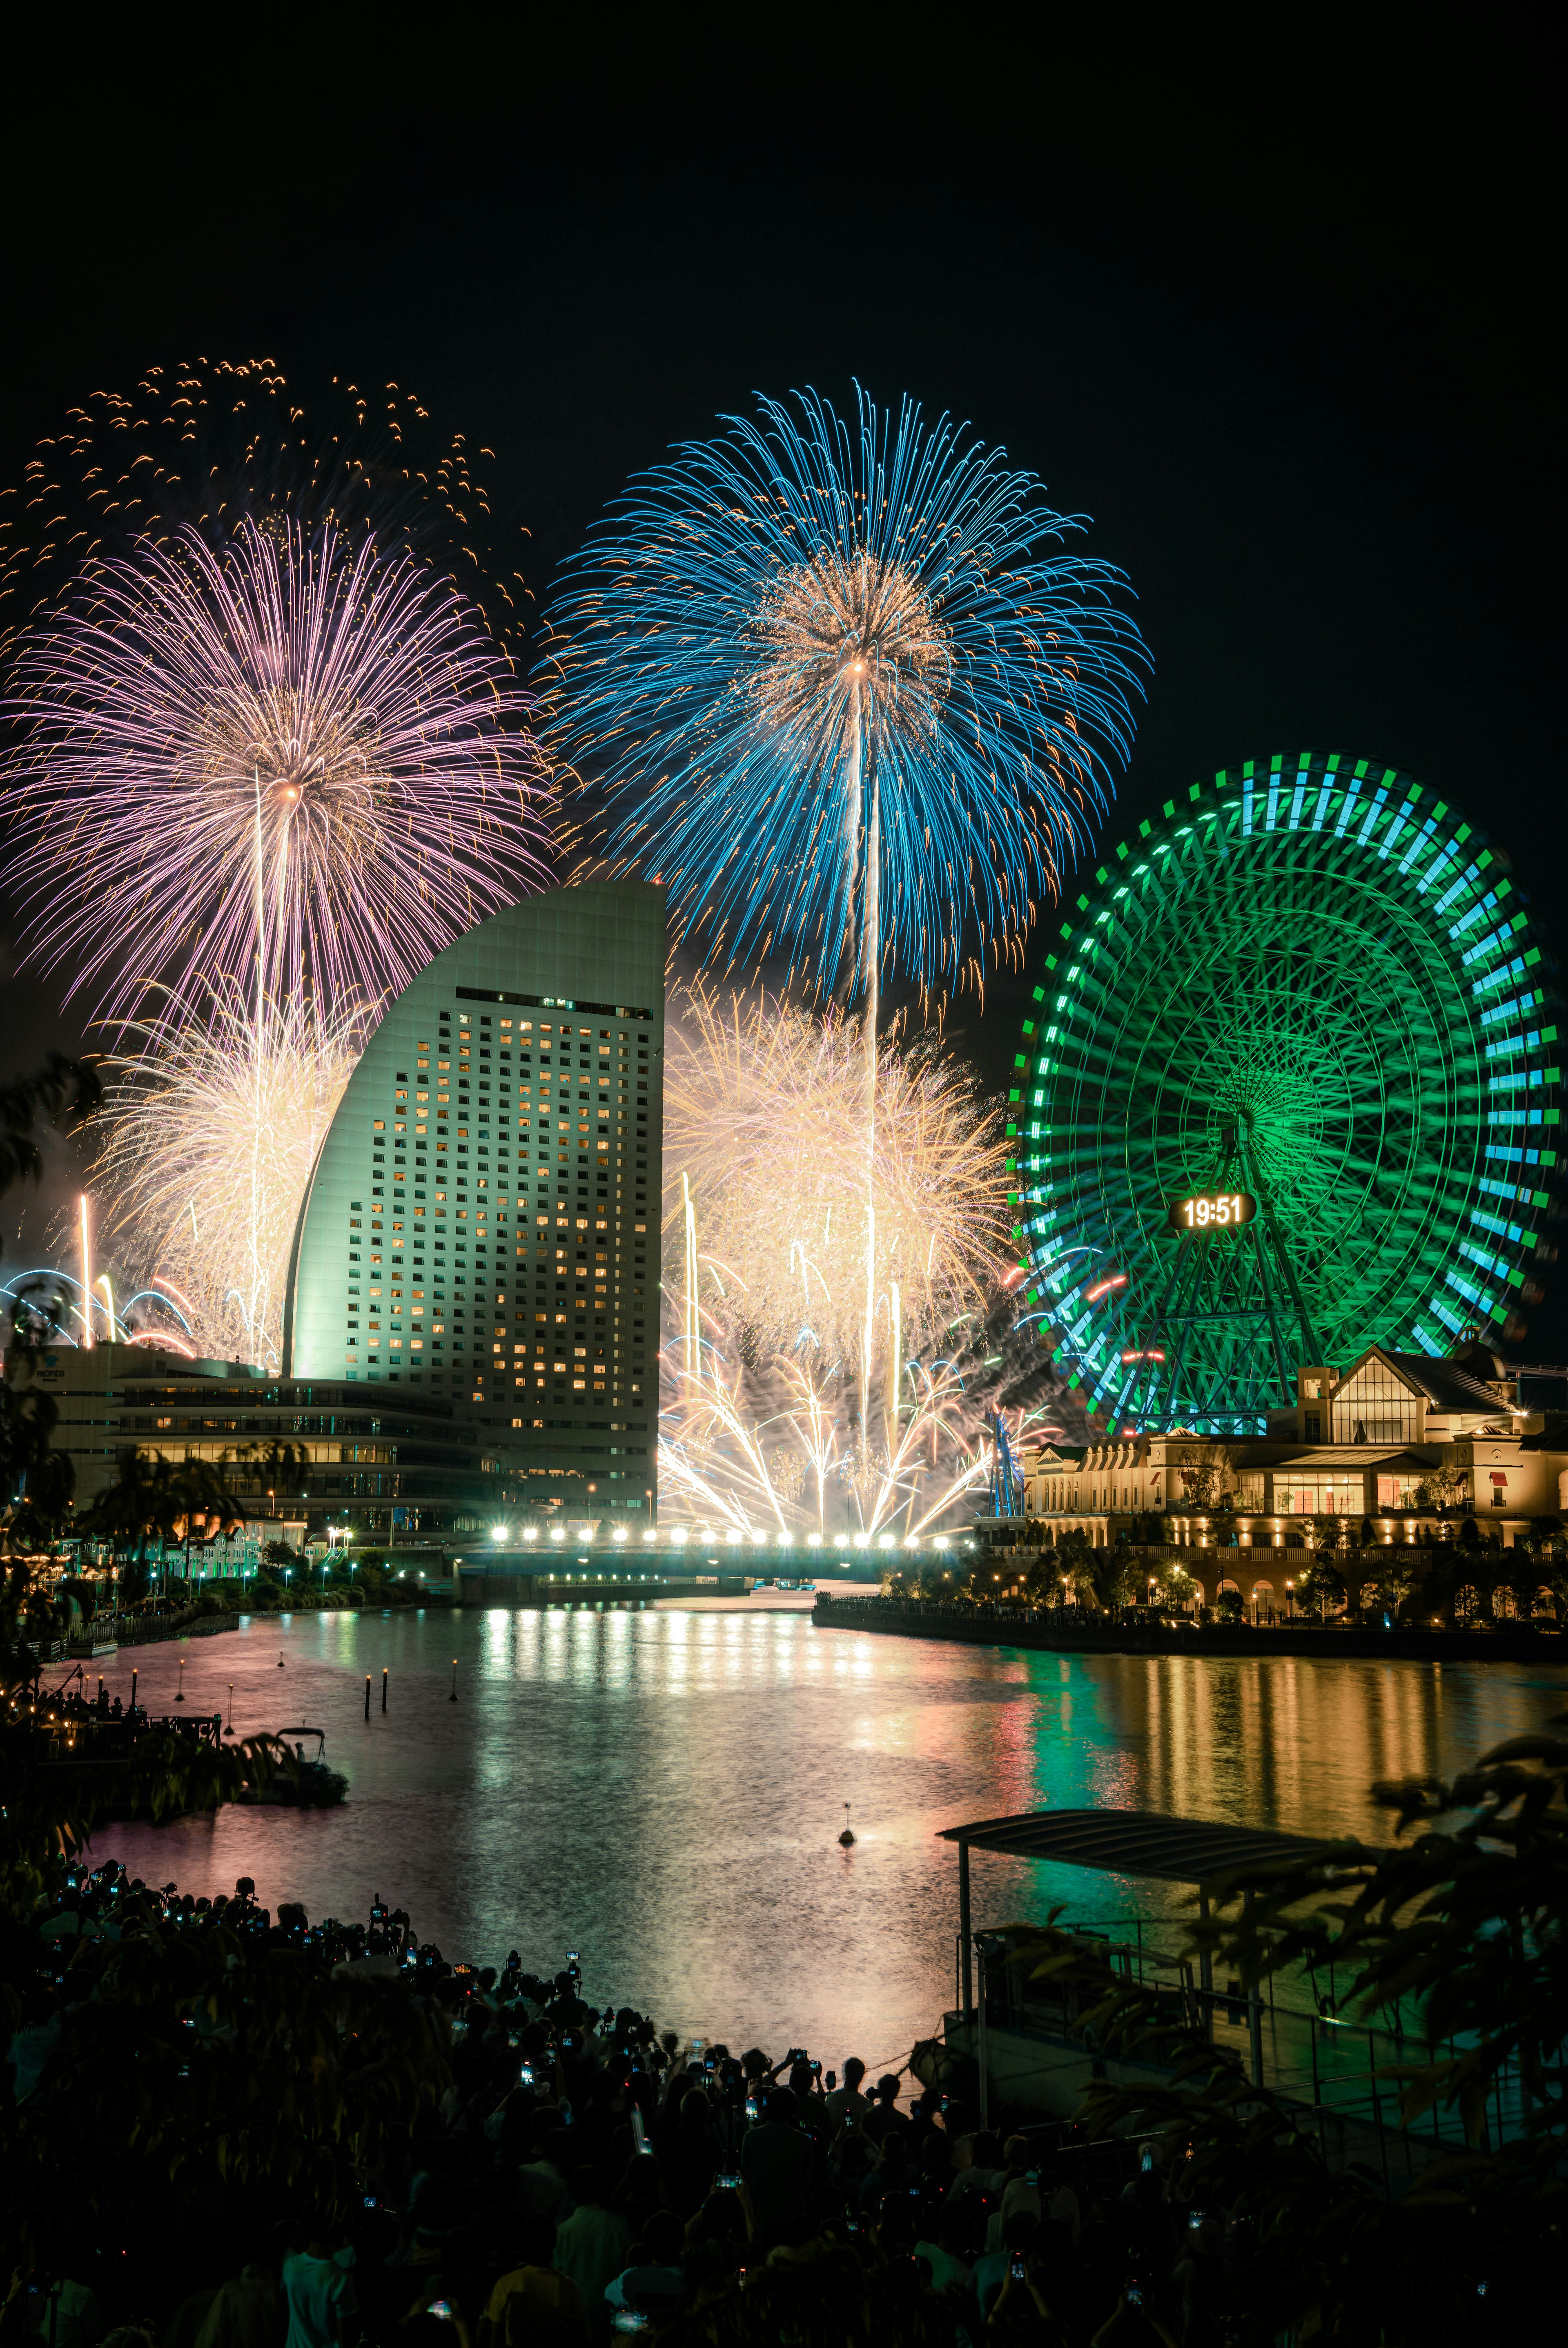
(938, 1806, 1379, 1883)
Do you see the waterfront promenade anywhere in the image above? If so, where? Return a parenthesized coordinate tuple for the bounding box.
(812, 1589, 1568, 1663)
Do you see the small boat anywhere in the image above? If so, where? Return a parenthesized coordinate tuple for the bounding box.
(238, 1727, 348, 1808)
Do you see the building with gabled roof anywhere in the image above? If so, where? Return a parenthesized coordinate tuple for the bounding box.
(1018, 1340, 1568, 1560)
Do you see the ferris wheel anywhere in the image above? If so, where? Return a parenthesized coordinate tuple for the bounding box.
(1011, 751, 1564, 1433)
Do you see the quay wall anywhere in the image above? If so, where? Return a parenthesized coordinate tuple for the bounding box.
(811, 1593, 1568, 1664)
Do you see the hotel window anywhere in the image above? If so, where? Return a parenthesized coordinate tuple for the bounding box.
(1233, 1472, 1265, 1510)
(1376, 1473, 1423, 1508)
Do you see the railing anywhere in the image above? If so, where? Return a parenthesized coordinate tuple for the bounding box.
(9, 1709, 226, 1770)
(56, 1607, 244, 1648)
(960, 1918, 1533, 2172)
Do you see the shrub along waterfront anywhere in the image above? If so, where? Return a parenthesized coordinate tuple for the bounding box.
(880, 1521, 1568, 1631)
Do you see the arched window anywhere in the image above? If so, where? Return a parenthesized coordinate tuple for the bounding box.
(1492, 1585, 1519, 1621)
(1452, 1584, 1479, 1623)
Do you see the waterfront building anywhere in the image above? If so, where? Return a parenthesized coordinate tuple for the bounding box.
(11, 881, 665, 1545)
(1021, 1342, 1568, 1556)
(284, 876, 664, 1522)
(21, 1340, 499, 1542)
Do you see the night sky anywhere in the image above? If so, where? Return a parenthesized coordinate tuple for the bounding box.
(2, 29, 1560, 1350)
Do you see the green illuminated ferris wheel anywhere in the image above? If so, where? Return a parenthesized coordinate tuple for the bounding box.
(1012, 752, 1564, 1434)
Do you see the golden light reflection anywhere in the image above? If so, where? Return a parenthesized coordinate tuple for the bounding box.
(78, 1609, 1566, 2064)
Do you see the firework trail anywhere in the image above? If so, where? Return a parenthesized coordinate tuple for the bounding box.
(657, 983, 1027, 1535)
(546, 384, 1145, 1445)
(656, 1340, 1006, 1544)
(2, 516, 550, 1025)
(86, 979, 362, 1370)
(541, 382, 1149, 1001)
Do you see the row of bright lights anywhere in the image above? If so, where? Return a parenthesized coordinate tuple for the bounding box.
(489, 1524, 958, 1552)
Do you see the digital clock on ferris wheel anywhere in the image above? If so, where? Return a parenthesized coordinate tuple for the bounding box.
(1167, 1191, 1257, 1233)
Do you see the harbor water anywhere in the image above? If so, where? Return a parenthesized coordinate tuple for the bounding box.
(83, 1603, 1567, 2065)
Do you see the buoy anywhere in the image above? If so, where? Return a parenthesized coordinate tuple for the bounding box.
(278, 1653, 285, 1668)
(838, 1828, 856, 1848)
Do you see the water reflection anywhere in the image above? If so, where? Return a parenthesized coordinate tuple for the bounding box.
(86, 1610, 1566, 2062)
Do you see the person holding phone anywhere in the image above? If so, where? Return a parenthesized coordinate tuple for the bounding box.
(822, 2056, 870, 2128)
(861, 2074, 905, 2143)
(739, 2086, 814, 2246)
(973, 2212, 1038, 2321)
(984, 2262, 1047, 2338)
(1085, 2285, 1180, 2347)
(603, 2213, 686, 2326)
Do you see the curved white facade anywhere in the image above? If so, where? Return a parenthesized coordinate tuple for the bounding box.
(286, 878, 664, 1516)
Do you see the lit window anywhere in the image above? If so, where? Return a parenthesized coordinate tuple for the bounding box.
(1276, 1474, 1363, 1516)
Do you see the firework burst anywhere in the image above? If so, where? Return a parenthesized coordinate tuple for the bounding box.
(663, 981, 1008, 1370)
(0, 356, 529, 659)
(543, 383, 1148, 999)
(87, 980, 362, 1369)
(2, 516, 550, 1024)
(657, 985, 1020, 1534)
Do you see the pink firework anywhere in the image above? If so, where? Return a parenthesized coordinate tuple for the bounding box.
(2, 517, 552, 1023)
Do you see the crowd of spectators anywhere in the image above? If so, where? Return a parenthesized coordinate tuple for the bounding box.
(8, 1866, 1261, 2347)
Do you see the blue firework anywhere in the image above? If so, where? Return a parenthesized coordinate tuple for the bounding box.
(541, 384, 1149, 997)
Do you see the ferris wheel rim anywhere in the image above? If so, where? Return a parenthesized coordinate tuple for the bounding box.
(1011, 751, 1564, 1433)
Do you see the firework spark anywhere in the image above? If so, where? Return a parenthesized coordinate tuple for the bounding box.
(87, 981, 362, 1369)
(657, 1341, 1002, 1543)
(543, 383, 1149, 998)
(0, 356, 529, 660)
(657, 986, 1017, 1534)
(663, 982, 1008, 1370)
(2, 517, 550, 1024)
